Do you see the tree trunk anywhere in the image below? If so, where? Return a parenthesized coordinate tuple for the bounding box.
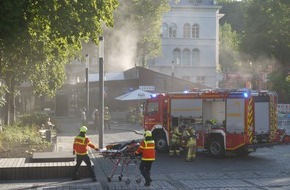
(4, 91, 10, 126)
(9, 77, 16, 124)
(4, 77, 16, 125)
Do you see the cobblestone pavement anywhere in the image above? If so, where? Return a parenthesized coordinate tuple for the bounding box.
(1, 117, 290, 190)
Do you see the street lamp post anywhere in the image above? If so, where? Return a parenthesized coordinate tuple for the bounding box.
(98, 36, 104, 149)
(85, 54, 89, 117)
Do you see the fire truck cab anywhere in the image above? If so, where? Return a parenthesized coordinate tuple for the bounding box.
(143, 89, 280, 158)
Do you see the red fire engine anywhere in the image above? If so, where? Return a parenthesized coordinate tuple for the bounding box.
(143, 89, 282, 158)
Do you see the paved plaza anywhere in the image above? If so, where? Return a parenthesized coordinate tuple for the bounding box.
(1, 117, 290, 190)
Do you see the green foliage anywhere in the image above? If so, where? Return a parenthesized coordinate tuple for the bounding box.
(18, 112, 48, 126)
(219, 23, 240, 72)
(241, 0, 290, 101)
(0, 0, 118, 123)
(0, 84, 8, 107)
(242, 0, 290, 65)
(268, 70, 290, 103)
(1, 125, 49, 147)
(119, 0, 170, 67)
(219, 0, 246, 33)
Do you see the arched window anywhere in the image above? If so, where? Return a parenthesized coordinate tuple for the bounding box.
(192, 24, 199, 38)
(162, 23, 168, 38)
(169, 23, 177, 38)
(173, 48, 181, 65)
(183, 23, 191, 38)
(192, 48, 200, 65)
(183, 49, 190, 65)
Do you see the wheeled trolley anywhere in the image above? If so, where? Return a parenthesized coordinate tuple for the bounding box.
(99, 140, 142, 185)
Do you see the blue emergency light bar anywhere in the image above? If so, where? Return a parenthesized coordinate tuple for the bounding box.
(228, 92, 249, 98)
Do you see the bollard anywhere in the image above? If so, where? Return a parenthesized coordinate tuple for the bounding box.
(46, 129, 52, 142)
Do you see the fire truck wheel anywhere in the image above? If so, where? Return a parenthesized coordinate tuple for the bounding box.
(209, 138, 225, 158)
(154, 134, 168, 153)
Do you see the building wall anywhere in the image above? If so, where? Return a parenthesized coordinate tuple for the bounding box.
(148, 0, 222, 88)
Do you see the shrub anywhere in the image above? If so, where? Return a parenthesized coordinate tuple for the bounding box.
(18, 112, 48, 127)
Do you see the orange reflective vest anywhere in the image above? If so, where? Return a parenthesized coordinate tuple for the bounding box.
(135, 139, 155, 161)
(73, 135, 96, 155)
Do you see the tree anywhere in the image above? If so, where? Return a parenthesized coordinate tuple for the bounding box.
(130, 0, 170, 67)
(218, 0, 246, 33)
(219, 23, 240, 72)
(219, 23, 241, 88)
(241, 0, 290, 102)
(0, 0, 118, 124)
(105, 0, 170, 68)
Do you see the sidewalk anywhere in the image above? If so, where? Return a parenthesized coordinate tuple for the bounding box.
(1, 118, 290, 189)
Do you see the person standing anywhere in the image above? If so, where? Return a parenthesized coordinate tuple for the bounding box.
(73, 126, 99, 181)
(81, 108, 87, 126)
(183, 124, 197, 162)
(45, 117, 55, 129)
(104, 107, 111, 130)
(169, 124, 184, 156)
(92, 108, 99, 130)
(135, 130, 156, 186)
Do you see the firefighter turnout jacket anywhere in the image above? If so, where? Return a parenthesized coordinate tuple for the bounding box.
(172, 125, 184, 143)
(73, 135, 97, 155)
(184, 127, 197, 146)
(135, 138, 156, 161)
(104, 107, 111, 121)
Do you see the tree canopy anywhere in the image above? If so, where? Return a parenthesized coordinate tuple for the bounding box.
(241, 0, 290, 102)
(104, 0, 170, 69)
(0, 0, 118, 124)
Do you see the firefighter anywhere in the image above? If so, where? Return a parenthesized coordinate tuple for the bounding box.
(183, 124, 197, 162)
(169, 124, 185, 156)
(135, 130, 156, 187)
(73, 126, 99, 182)
(104, 107, 111, 130)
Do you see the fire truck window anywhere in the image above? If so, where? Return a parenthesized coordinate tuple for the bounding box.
(146, 102, 158, 115)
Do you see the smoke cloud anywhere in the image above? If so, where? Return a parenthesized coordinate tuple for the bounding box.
(105, 24, 138, 72)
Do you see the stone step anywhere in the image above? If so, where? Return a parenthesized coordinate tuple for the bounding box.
(0, 157, 93, 180)
(32, 152, 75, 162)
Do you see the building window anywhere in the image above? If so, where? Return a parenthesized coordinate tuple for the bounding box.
(197, 76, 205, 85)
(162, 23, 168, 38)
(192, 48, 200, 65)
(192, 24, 199, 38)
(183, 48, 190, 65)
(183, 23, 191, 38)
(173, 48, 181, 65)
(169, 23, 177, 38)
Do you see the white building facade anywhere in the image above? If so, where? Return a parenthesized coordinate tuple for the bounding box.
(148, 0, 222, 88)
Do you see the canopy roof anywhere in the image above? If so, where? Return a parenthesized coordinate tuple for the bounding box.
(115, 89, 154, 101)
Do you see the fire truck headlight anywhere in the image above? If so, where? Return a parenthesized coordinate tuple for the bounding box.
(151, 94, 157, 98)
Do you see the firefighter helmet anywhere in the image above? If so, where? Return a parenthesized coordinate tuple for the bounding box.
(80, 126, 88, 133)
(144, 130, 152, 137)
